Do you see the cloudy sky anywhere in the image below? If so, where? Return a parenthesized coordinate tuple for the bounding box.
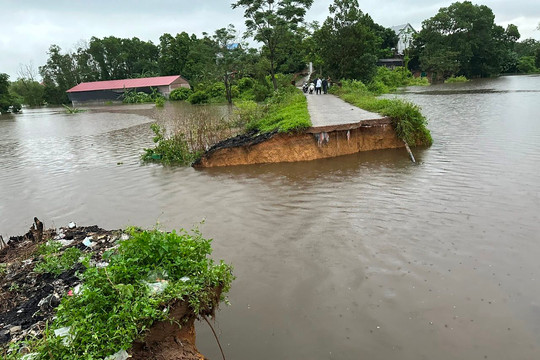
(1, 0, 539, 79)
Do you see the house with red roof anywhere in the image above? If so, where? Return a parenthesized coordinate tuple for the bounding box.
(66, 75, 190, 105)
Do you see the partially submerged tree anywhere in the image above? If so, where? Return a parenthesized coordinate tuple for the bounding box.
(232, 0, 314, 90)
(413, 1, 516, 79)
(0, 73, 21, 114)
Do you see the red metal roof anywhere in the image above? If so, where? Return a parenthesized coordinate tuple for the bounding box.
(66, 75, 183, 93)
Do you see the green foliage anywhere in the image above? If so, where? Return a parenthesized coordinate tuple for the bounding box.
(13, 228, 233, 359)
(517, 56, 538, 74)
(0, 73, 21, 114)
(332, 81, 433, 146)
(169, 87, 193, 101)
(9, 78, 45, 107)
(444, 75, 469, 83)
(308, 0, 387, 83)
(232, 0, 314, 90)
(236, 77, 255, 92)
(244, 86, 311, 133)
(142, 123, 199, 165)
(34, 247, 83, 277)
(413, 1, 517, 79)
(154, 97, 165, 107)
(62, 104, 86, 113)
(187, 90, 210, 104)
(123, 87, 164, 104)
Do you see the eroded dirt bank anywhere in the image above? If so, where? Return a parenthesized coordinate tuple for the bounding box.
(194, 119, 404, 167)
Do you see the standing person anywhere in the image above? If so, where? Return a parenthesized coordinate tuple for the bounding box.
(315, 77, 322, 95)
(322, 77, 328, 94)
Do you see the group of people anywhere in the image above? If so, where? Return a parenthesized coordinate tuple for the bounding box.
(303, 76, 331, 95)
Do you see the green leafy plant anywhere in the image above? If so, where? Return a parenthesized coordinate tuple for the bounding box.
(34, 247, 83, 277)
(62, 104, 85, 114)
(169, 87, 193, 101)
(142, 123, 199, 165)
(444, 75, 469, 83)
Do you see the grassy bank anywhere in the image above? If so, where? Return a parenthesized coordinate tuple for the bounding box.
(3, 227, 233, 360)
(142, 85, 310, 166)
(237, 86, 311, 133)
(330, 72, 433, 147)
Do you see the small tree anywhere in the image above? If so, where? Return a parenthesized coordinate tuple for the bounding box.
(232, 0, 314, 91)
(213, 25, 242, 104)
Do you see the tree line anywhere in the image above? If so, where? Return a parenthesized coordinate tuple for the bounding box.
(1, 0, 539, 112)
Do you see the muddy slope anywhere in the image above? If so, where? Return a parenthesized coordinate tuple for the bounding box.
(195, 122, 404, 167)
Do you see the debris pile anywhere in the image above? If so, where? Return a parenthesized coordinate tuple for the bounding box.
(0, 219, 122, 346)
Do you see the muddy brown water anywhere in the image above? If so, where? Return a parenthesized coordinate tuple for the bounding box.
(1, 75, 540, 359)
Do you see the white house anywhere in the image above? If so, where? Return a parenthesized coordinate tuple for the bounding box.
(391, 24, 417, 56)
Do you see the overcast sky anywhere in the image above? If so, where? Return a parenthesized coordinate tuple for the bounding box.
(1, 0, 539, 79)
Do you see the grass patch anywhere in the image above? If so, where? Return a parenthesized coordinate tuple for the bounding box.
(444, 75, 469, 83)
(331, 80, 433, 146)
(239, 86, 311, 133)
(6, 227, 233, 360)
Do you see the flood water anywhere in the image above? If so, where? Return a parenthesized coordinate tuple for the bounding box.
(1, 75, 540, 359)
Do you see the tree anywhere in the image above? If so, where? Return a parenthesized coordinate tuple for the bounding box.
(39, 45, 79, 104)
(311, 0, 382, 82)
(213, 25, 243, 104)
(232, 0, 314, 90)
(10, 63, 45, 106)
(0, 73, 21, 114)
(413, 1, 514, 79)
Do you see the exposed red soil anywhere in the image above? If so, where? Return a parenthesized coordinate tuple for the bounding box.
(195, 121, 404, 167)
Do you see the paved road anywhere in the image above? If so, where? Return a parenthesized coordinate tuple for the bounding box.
(304, 92, 384, 128)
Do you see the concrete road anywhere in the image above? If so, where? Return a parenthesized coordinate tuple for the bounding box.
(304, 92, 384, 127)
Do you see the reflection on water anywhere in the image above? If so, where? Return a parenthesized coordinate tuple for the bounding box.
(1, 75, 540, 359)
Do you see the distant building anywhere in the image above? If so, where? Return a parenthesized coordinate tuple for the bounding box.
(377, 58, 404, 69)
(66, 75, 190, 105)
(390, 23, 417, 56)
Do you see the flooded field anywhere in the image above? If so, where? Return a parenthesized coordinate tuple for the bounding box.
(1, 75, 539, 359)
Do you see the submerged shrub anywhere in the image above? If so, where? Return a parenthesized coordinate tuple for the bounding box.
(444, 75, 469, 83)
(169, 87, 193, 101)
(142, 123, 199, 165)
(188, 90, 210, 104)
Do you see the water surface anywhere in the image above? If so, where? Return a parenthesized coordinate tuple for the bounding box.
(1, 75, 539, 359)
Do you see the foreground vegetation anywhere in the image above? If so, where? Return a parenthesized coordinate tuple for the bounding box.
(4, 227, 233, 360)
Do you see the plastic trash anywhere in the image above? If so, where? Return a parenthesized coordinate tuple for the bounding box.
(145, 280, 168, 294)
(120, 233, 130, 241)
(180, 276, 190, 282)
(58, 239, 73, 246)
(105, 349, 129, 360)
(68, 222, 76, 229)
(82, 237, 94, 247)
(21, 354, 39, 360)
(54, 326, 73, 345)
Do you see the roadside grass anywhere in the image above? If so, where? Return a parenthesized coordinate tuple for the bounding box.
(5, 228, 233, 360)
(239, 86, 311, 133)
(330, 79, 433, 146)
